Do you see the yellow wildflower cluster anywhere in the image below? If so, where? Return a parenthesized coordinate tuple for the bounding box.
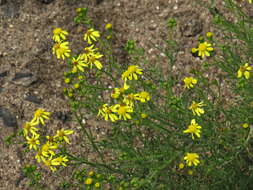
(84, 170, 102, 188)
(98, 65, 150, 122)
(52, 27, 103, 71)
(23, 109, 74, 172)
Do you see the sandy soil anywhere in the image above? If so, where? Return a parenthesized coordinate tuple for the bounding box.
(0, 0, 252, 189)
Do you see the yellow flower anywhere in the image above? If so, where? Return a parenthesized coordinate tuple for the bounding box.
(42, 156, 60, 172)
(206, 32, 213, 38)
(41, 142, 58, 157)
(123, 93, 139, 106)
(26, 133, 40, 150)
(135, 91, 150, 103)
(195, 42, 213, 58)
(114, 104, 133, 120)
(64, 78, 71, 84)
(237, 63, 251, 79)
(83, 45, 98, 58)
(189, 101, 205, 116)
(184, 153, 200, 166)
(111, 82, 130, 99)
(183, 77, 197, 89)
(23, 121, 39, 136)
(84, 28, 100, 44)
(35, 149, 44, 163)
(183, 119, 202, 139)
(98, 104, 118, 122)
(52, 41, 71, 60)
(31, 108, 50, 125)
(122, 65, 143, 81)
(242, 123, 249, 128)
(188, 170, 194, 175)
(88, 171, 95, 176)
(87, 53, 103, 70)
(178, 163, 185, 169)
(53, 156, 69, 167)
(94, 182, 101, 188)
(52, 28, 68, 42)
(85, 177, 93, 185)
(71, 54, 88, 73)
(141, 113, 147, 119)
(105, 23, 112, 30)
(54, 129, 74, 144)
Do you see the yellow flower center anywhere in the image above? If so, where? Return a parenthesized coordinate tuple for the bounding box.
(191, 102, 198, 109)
(198, 43, 207, 51)
(58, 130, 65, 137)
(187, 154, 197, 161)
(118, 105, 127, 115)
(86, 30, 92, 36)
(240, 66, 247, 73)
(24, 123, 32, 130)
(105, 108, 112, 114)
(34, 109, 43, 118)
(188, 124, 197, 133)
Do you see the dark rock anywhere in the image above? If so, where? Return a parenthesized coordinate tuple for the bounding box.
(24, 92, 42, 104)
(37, 0, 55, 4)
(0, 71, 8, 78)
(0, 0, 7, 6)
(0, 107, 18, 128)
(12, 71, 38, 87)
(53, 111, 71, 123)
(2, 0, 22, 19)
(0, 88, 3, 93)
(96, 0, 104, 4)
(180, 18, 203, 37)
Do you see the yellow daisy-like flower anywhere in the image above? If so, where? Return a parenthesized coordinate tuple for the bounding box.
(26, 133, 40, 150)
(23, 121, 39, 136)
(71, 54, 88, 73)
(87, 53, 103, 70)
(122, 65, 143, 81)
(52, 28, 68, 42)
(114, 104, 133, 120)
(84, 28, 100, 44)
(178, 163, 185, 169)
(31, 108, 50, 125)
(206, 32, 213, 38)
(85, 177, 93, 185)
(53, 156, 69, 167)
(83, 45, 98, 59)
(183, 77, 197, 89)
(195, 42, 213, 58)
(41, 142, 58, 157)
(189, 101, 205, 116)
(54, 129, 74, 144)
(111, 82, 130, 99)
(105, 23, 112, 30)
(183, 119, 202, 139)
(123, 93, 138, 106)
(42, 156, 60, 172)
(52, 41, 71, 60)
(237, 63, 251, 79)
(242, 123, 249, 128)
(94, 182, 101, 188)
(184, 153, 200, 166)
(98, 104, 118, 122)
(135, 91, 150, 103)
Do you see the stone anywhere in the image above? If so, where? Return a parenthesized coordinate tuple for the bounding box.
(53, 111, 71, 123)
(24, 92, 42, 104)
(37, 0, 55, 4)
(0, 0, 7, 6)
(0, 71, 8, 78)
(12, 71, 38, 87)
(180, 18, 203, 37)
(0, 107, 18, 128)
